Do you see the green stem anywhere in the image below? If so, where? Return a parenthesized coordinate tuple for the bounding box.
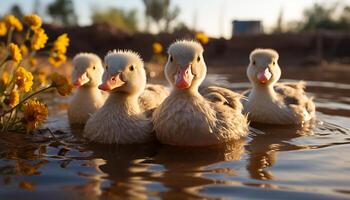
(5, 61, 23, 94)
(25, 51, 37, 71)
(6, 27, 14, 45)
(8, 109, 18, 129)
(6, 112, 21, 131)
(17, 28, 32, 57)
(25, 28, 31, 42)
(0, 85, 53, 117)
(0, 53, 9, 66)
(17, 28, 31, 48)
(3, 110, 14, 132)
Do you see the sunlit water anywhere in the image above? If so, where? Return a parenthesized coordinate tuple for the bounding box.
(1, 71, 350, 200)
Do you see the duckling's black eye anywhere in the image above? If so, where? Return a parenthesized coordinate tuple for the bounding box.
(253, 61, 256, 65)
(93, 66, 96, 70)
(272, 61, 276, 65)
(170, 56, 173, 62)
(129, 65, 134, 71)
(197, 56, 201, 62)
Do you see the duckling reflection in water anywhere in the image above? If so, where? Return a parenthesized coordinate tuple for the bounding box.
(247, 122, 315, 183)
(149, 139, 246, 198)
(75, 143, 158, 199)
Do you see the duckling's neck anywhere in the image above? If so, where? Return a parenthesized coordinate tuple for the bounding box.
(76, 85, 101, 95)
(106, 92, 141, 113)
(250, 84, 277, 100)
(172, 86, 201, 97)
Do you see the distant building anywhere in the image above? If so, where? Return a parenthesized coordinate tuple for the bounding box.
(232, 20, 263, 37)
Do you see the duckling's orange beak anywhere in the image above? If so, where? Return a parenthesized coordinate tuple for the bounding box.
(257, 68, 272, 84)
(98, 73, 125, 91)
(73, 73, 89, 87)
(175, 65, 194, 89)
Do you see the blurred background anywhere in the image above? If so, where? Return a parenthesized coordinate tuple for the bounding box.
(1, 0, 350, 68)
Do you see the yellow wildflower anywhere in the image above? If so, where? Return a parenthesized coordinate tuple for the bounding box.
(48, 34, 69, 67)
(37, 71, 47, 86)
(23, 14, 42, 29)
(4, 15, 23, 32)
(29, 57, 37, 66)
(22, 99, 48, 133)
(195, 32, 209, 44)
(15, 67, 34, 92)
(50, 72, 73, 96)
(31, 28, 48, 50)
(0, 21, 7, 36)
(20, 44, 29, 57)
(8, 43, 22, 63)
(5, 89, 20, 108)
(52, 33, 69, 54)
(0, 71, 10, 86)
(49, 52, 66, 67)
(152, 42, 163, 54)
(19, 181, 36, 190)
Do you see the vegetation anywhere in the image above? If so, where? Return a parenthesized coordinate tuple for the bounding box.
(91, 8, 139, 32)
(300, 3, 342, 31)
(278, 3, 350, 33)
(0, 14, 72, 133)
(150, 32, 209, 65)
(9, 5, 24, 19)
(195, 32, 209, 45)
(151, 42, 166, 64)
(47, 0, 77, 26)
(273, 9, 284, 33)
(142, 0, 180, 32)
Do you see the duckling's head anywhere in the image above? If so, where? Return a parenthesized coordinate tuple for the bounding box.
(165, 40, 206, 90)
(99, 50, 146, 96)
(247, 49, 281, 87)
(72, 53, 104, 87)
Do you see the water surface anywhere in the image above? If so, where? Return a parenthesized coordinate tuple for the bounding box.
(1, 67, 350, 200)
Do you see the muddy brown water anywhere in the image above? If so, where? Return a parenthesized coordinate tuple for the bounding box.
(1, 65, 350, 199)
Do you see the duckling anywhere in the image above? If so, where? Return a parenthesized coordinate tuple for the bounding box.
(68, 53, 106, 127)
(153, 40, 248, 146)
(243, 48, 315, 125)
(139, 84, 169, 116)
(84, 50, 156, 144)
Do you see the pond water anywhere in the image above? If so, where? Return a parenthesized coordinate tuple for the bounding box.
(1, 67, 350, 200)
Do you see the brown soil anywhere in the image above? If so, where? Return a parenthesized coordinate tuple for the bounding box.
(43, 23, 350, 68)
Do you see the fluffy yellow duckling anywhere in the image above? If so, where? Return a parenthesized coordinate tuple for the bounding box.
(153, 40, 248, 146)
(68, 53, 106, 127)
(84, 50, 166, 144)
(243, 48, 315, 125)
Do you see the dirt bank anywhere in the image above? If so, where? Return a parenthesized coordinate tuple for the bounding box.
(44, 23, 350, 67)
